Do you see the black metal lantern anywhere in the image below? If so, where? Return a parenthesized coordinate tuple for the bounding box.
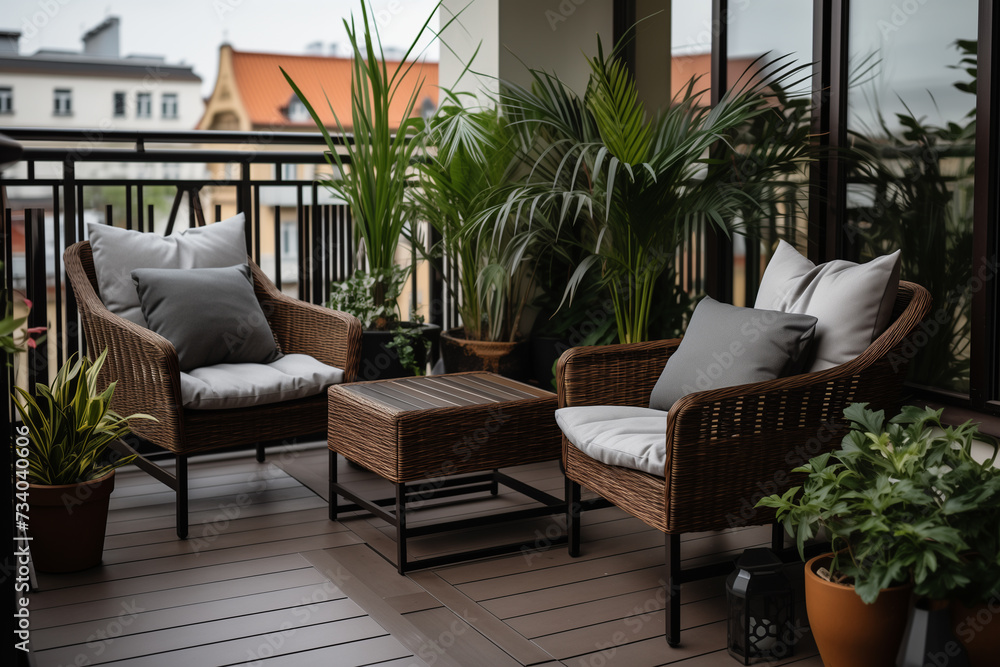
(726, 548, 794, 664)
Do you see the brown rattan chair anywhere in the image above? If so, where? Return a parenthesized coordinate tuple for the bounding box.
(557, 281, 931, 647)
(64, 240, 362, 539)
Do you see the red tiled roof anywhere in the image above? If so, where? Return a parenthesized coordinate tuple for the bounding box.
(230, 49, 438, 131)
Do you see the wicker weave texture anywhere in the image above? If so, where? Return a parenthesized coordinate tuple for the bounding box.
(559, 281, 933, 535)
(328, 373, 562, 483)
(64, 241, 362, 455)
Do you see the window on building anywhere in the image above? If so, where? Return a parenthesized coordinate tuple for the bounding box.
(282, 163, 297, 181)
(286, 95, 310, 123)
(137, 92, 151, 118)
(113, 91, 126, 117)
(53, 89, 72, 116)
(162, 93, 178, 119)
(0, 87, 12, 114)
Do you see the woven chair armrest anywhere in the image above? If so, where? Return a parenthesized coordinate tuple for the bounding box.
(557, 339, 682, 408)
(252, 267, 362, 381)
(660, 363, 896, 531)
(82, 305, 184, 426)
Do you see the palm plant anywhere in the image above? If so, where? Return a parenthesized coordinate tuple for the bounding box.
(486, 42, 815, 343)
(409, 91, 532, 342)
(282, 2, 449, 327)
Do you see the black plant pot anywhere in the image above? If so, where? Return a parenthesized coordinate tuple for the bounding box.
(357, 322, 440, 381)
(530, 335, 570, 390)
(897, 600, 971, 667)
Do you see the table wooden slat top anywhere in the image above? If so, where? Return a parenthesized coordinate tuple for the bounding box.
(336, 372, 552, 414)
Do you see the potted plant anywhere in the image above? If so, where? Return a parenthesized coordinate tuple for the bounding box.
(409, 92, 538, 380)
(483, 42, 814, 344)
(282, 2, 449, 378)
(757, 403, 1000, 667)
(13, 350, 153, 572)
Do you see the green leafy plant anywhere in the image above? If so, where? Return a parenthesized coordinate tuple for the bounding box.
(484, 42, 815, 343)
(327, 266, 410, 330)
(758, 403, 1000, 604)
(410, 91, 536, 342)
(386, 316, 432, 376)
(847, 40, 977, 393)
(12, 350, 154, 485)
(282, 2, 456, 328)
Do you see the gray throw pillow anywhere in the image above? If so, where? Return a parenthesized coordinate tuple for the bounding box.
(648, 296, 817, 412)
(88, 214, 248, 326)
(754, 240, 901, 371)
(131, 264, 282, 372)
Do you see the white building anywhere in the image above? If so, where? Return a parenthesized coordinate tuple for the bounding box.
(0, 17, 202, 132)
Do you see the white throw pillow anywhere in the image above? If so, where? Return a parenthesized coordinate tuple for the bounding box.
(754, 240, 901, 371)
(87, 214, 248, 326)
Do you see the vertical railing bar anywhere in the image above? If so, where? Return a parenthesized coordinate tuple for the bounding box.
(125, 185, 133, 231)
(188, 187, 196, 229)
(26, 208, 48, 394)
(215, 204, 222, 223)
(3, 206, 13, 425)
(63, 161, 79, 358)
(297, 186, 306, 301)
(105, 204, 113, 226)
(147, 204, 154, 232)
(311, 183, 322, 306)
(253, 184, 261, 265)
(273, 205, 282, 291)
(137, 184, 144, 233)
(52, 184, 64, 368)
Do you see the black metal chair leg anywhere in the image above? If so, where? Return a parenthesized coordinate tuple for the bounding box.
(567, 478, 581, 557)
(395, 482, 407, 575)
(329, 450, 339, 521)
(256, 442, 265, 463)
(665, 533, 681, 647)
(490, 468, 499, 496)
(176, 454, 188, 540)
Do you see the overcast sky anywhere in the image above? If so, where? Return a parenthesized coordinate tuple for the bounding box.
(4, 0, 441, 95)
(4, 0, 978, 127)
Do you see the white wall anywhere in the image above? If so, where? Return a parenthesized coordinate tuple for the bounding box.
(0, 70, 203, 131)
(440, 0, 613, 104)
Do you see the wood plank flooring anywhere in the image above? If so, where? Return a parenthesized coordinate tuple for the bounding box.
(26, 443, 823, 666)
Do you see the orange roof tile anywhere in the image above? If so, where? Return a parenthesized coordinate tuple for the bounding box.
(230, 48, 438, 131)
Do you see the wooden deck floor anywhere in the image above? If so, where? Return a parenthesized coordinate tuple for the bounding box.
(29, 443, 824, 666)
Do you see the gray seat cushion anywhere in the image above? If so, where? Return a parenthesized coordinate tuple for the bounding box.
(648, 296, 817, 411)
(755, 240, 901, 371)
(180, 354, 344, 410)
(87, 214, 248, 326)
(132, 264, 281, 372)
(555, 406, 669, 476)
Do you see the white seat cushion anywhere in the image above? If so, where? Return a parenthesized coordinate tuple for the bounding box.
(555, 406, 669, 477)
(180, 354, 344, 410)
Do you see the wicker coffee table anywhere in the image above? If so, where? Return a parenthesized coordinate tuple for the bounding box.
(327, 371, 564, 573)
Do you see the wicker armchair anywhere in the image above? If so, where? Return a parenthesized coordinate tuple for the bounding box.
(557, 281, 931, 646)
(64, 241, 362, 539)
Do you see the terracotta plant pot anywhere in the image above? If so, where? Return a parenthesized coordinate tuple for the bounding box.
(27, 471, 115, 573)
(951, 598, 1000, 667)
(804, 553, 912, 667)
(440, 327, 530, 381)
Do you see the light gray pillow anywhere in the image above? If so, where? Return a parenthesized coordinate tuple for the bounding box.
(754, 240, 901, 371)
(131, 264, 281, 372)
(87, 214, 248, 326)
(648, 296, 817, 412)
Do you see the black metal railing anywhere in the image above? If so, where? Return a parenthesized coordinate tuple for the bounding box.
(0, 128, 404, 394)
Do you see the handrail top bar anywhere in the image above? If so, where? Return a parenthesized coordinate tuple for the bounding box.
(3, 127, 354, 146)
(19, 147, 346, 164)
